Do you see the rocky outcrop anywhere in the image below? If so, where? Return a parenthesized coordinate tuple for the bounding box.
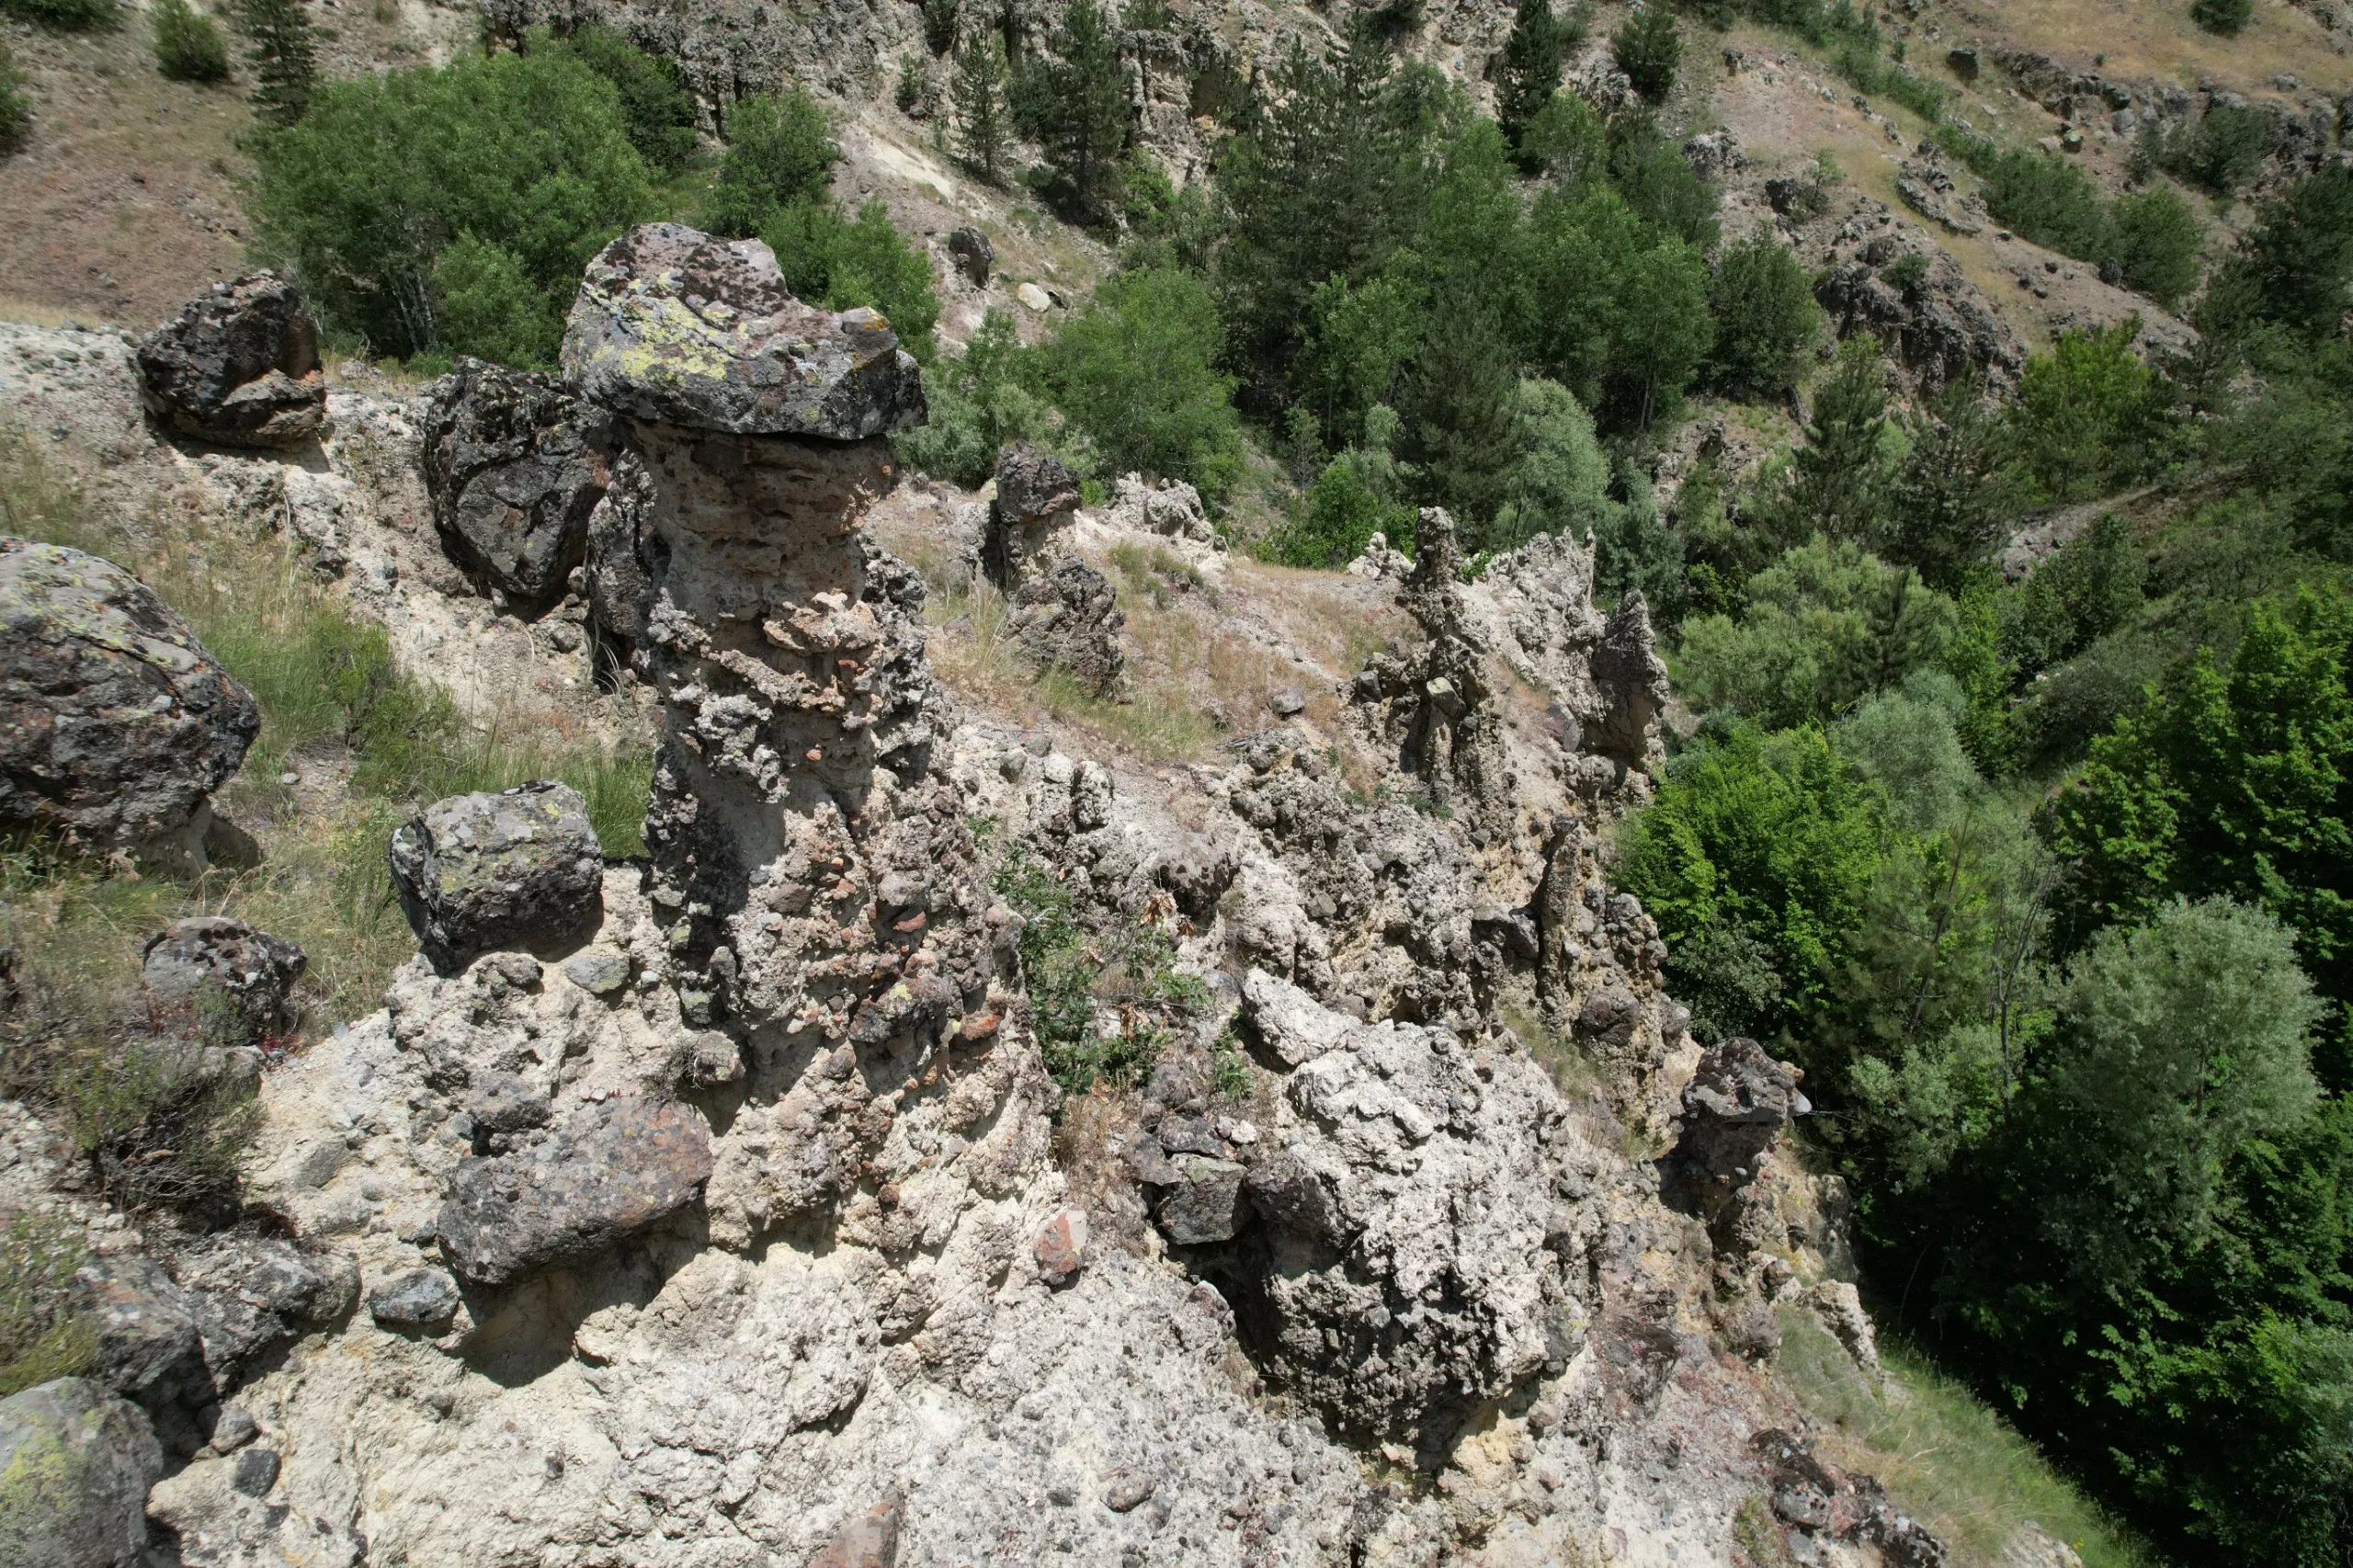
(982, 441, 1082, 587)
(141, 915, 306, 1046)
(1104, 472, 1214, 542)
(1355, 507, 1506, 813)
(562, 223, 925, 438)
(0, 540, 258, 862)
(945, 226, 992, 288)
(438, 1095, 716, 1285)
(0, 1378, 163, 1568)
(421, 358, 615, 611)
(134, 272, 326, 449)
(389, 781, 605, 974)
(1005, 554, 1126, 697)
(1816, 234, 2026, 393)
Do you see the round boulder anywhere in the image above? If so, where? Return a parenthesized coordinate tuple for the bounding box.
(0, 1377, 165, 1568)
(141, 915, 307, 1045)
(0, 540, 259, 856)
(389, 780, 604, 974)
(134, 272, 327, 449)
(421, 358, 615, 611)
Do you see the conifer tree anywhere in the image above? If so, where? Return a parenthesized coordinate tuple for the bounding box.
(1494, 0, 1566, 153)
(1036, 0, 1130, 220)
(236, 0, 317, 127)
(952, 25, 1011, 183)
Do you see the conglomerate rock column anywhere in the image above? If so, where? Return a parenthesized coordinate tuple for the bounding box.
(563, 224, 1012, 1237)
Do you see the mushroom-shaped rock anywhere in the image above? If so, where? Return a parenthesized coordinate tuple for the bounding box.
(141, 915, 306, 1045)
(436, 1096, 715, 1286)
(0, 540, 259, 857)
(389, 781, 604, 975)
(1675, 1035, 1808, 1191)
(0, 1377, 165, 1568)
(134, 271, 326, 449)
(421, 358, 615, 610)
(561, 222, 926, 438)
(983, 441, 1082, 587)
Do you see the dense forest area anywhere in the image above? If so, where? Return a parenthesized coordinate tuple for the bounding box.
(25, 0, 2353, 1557)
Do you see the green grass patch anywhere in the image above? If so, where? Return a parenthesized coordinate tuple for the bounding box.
(0, 1210, 98, 1398)
(1778, 1306, 2164, 1568)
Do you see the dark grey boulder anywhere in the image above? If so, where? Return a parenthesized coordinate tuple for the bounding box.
(1152, 1153, 1247, 1245)
(422, 358, 615, 611)
(366, 1267, 461, 1330)
(983, 442, 1082, 587)
(0, 1377, 164, 1568)
(946, 225, 993, 288)
(134, 271, 326, 449)
(0, 540, 259, 856)
(561, 223, 926, 438)
(72, 1255, 210, 1417)
(230, 1445, 279, 1496)
(141, 915, 306, 1046)
(436, 1095, 715, 1286)
(1674, 1036, 1810, 1194)
(1006, 556, 1125, 699)
(168, 1233, 359, 1391)
(389, 780, 604, 975)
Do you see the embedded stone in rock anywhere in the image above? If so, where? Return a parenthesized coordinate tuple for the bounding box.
(0, 1377, 165, 1568)
(0, 540, 259, 858)
(141, 915, 306, 1046)
(812, 1494, 904, 1568)
(1152, 1153, 1247, 1245)
(367, 1267, 462, 1330)
(72, 1256, 210, 1420)
(1033, 1207, 1088, 1284)
(436, 1096, 715, 1286)
(134, 271, 326, 449)
(561, 222, 925, 438)
(388, 781, 604, 975)
(983, 442, 1083, 586)
(1006, 556, 1125, 698)
(946, 225, 993, 288)
(562, 947, 631, 996)
(168, 1234, 360, 1392)
(421, 358, 615, 610)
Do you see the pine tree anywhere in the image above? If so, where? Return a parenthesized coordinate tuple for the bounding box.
(1784, 335, 1892, 542)
(0, 36, 29, 152)
(952, 25, 1011, 183)
(1037, 0, 1130, 221)
(1494, 0, 1567, 153)
(236, 0, 317, 128)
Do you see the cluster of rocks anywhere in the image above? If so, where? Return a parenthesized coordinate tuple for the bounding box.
(1816, 228, 2027, 394)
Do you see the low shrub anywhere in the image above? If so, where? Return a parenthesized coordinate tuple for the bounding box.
(0, 39, 29, 152)
(153, 0, 231, 82)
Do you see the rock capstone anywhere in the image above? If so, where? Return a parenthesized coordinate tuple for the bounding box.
(0, 540, 259, 859)
(562, 223, 926, 439)
(983, 441, 1083, 587)
(134, 271, 326, 449)
(0, 1378, 164, 1568)
(388, 781, 605, 975)
(421, 358, 615, 610)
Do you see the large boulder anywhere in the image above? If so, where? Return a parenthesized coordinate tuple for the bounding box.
(436, 1095, 716, 1285)
(72, 1256, 211, 1422)
(142, 915, 307, 1046)
(561, 223, 926, 438)
(134, 272, 326, 449)
(421, 358, 615, 610)
(0, 540, 259, 857)
(389, 781, 604, 974)
(0, 1377, 164, 1568)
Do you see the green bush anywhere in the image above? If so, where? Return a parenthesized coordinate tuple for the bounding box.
(247, 49, 654, 362)
(761, 197, 939, 358)
(1608, 126, 1721, 246)
(2109, 186, 2202, 307)
(1706, 229, 1823, 396)
(0, 38, 29, 152)
(1676, 536, 1961, 728)
(1519, 88, 1606, 190)
(153, 0, 230, 81)
(1486, 377, 1615, 551)
(2214, 166, 2353, 338)
(0, 0, 115, 30)
(2152, 102, 2273, 197)
(1979, 147, 2112, 258)
(545, 24, 700, 176)
(1610, 5, 1682, 102)
(1274, 439, 1414, 567)
(2190, 0, 2254, 35)
(706, 88, 840, 238)
(1031, 267, 1244, 500)
(2011, 323, 2162, 503)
